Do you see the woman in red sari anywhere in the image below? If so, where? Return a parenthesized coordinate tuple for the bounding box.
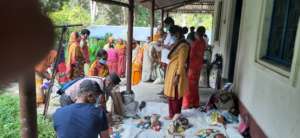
(182, 26, 207, 109)
(115, 39, 126, 77)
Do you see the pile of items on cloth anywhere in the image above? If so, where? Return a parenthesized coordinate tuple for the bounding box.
(106, 86, 141, 118)
(119, 101, 244, 138)
(105, 86, 146, 137)
(198, 84, 250, 138)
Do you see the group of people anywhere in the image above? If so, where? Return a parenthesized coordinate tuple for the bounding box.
(34, 29, 130, 104)
(153, 17, 208, 119)
(34, 16, 208, 137)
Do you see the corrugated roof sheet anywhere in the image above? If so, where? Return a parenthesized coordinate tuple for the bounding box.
(138, 0, 215, 13)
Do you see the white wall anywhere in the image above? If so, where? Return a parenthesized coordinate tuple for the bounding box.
(212, 0, 236, 79)
(232, 0, 300, 137)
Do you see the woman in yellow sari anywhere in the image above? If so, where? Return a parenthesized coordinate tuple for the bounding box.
(164, 26, 189, 119)
(66, 32, 85, 80)
(132, 41, 144, 85)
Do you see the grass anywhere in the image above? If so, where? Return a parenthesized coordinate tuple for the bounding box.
(0, 94, 55, 138)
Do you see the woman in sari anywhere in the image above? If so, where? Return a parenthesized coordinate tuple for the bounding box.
(183, 26, 207, 109)
(107, 45, 118, 74)
(66, 32, 85, 80)
(115, 39, 126, 77)
(132, 41, 144, 85)
(35, 49, 57, 104)
(57, 47, 69, 85)
(164, 26, 189, 119)
(88, 50, 109, 77)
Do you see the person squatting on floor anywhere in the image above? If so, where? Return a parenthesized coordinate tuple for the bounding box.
(58, 73, 121, 107)
(53, 80, 110, 138)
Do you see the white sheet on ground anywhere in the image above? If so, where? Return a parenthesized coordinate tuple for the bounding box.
(119, 102, 243, 138)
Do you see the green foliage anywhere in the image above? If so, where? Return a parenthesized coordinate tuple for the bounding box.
(0, 95, 55, 138)
(106, 5, 124, 25)
(172, 13, 213, 31)
(134, 4, 161, 27)
(49, 4, 91, 26)
(0, 95, 19, 138)
(40, 0, 70, 13)
(37, 116, 56, 138)
(88, 33, 112, 63)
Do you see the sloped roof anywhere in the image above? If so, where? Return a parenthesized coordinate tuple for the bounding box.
(138, 0, 215, 13)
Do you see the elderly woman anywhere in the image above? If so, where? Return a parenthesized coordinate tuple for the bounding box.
(164, 25, 190, 119)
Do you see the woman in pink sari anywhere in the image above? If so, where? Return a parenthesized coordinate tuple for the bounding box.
(115, 39, 126, 77)
(107, 45, 118, 74)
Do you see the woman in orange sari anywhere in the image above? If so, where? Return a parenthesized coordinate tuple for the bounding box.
(35, 50, 57, 104)
(132, 41, 144, 85)
(115, 39, 126, 77)
(66, 32, 85, 80)
(88, 50, 109, 77)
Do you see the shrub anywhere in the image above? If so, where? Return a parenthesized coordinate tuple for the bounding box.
(0, 94, 55, 138)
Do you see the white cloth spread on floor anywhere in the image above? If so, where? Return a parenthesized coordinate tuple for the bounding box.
(120, 102, 243, 138)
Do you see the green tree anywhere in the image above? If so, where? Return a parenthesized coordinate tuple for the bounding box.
(134, 4, 161, 27)
(40, 0, 70, 14)
(49, 4, 91, 25)
(172, 13, 213, 31)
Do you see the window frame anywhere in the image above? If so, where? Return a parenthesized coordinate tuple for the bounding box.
(254, 0, 300, 87)
(265, 0, 296, 68)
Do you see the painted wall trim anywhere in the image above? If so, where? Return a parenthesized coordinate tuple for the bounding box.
(254, 0, 300, 87)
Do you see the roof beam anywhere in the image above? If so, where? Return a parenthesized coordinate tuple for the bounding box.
(140, 0, 151, 3)
(93, 0, 129, 8)
(155, 0, 199, 10)
(167, 3, 214, 11)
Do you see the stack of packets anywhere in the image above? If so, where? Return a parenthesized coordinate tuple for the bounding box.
(136, 114, 161, 131)
(167, 114, 192, 136)
(195, 129, 226, 138)
(207, 111, 225, 125)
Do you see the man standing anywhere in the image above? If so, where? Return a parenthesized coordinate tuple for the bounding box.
(80, 29, 91, 65)
(53, 80, 109, 138)
(161, 17, 176, 65)
(158, 17, 176, 95)
(187, 26, 196, 43)
(103, 37, 114, 51)
(142, 37, 156, 82)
